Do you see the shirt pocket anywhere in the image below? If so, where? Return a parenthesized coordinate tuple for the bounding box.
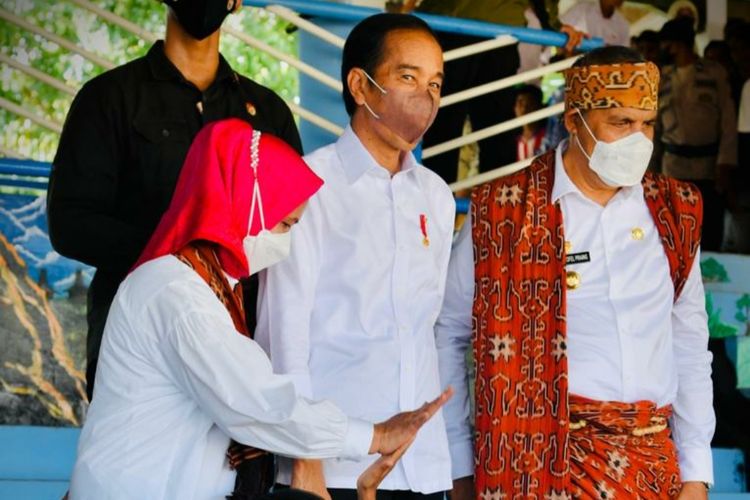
(132, 112, 192, 210)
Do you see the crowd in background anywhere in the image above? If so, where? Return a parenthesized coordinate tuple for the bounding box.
(533, 2, 750, 254)
(397, 0, 750, 255)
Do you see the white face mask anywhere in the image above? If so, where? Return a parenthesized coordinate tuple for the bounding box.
(574, 108, 654, 188)
(242, 130, 292, 275)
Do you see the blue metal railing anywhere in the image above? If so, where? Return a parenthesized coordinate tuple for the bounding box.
(243, 0, 604, 51)
(0, 158, 51, 191)
(0, 158, 474, 212)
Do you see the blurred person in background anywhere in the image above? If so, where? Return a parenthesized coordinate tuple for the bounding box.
(635, 30, 661, 64)
(513, 84, 547, 161)
(653, 17, 737, 251)
(561, 0, 629, 47)
(704, 40, 743, 106)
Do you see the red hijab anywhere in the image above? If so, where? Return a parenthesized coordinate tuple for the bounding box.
(133, 118, 323, 279)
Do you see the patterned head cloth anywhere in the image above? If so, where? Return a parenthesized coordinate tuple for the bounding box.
(564, 61, 660, 111)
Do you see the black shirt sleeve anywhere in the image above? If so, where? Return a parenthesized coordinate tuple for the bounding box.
(277, 102, 303, 156)
(47, 79, 150, 276)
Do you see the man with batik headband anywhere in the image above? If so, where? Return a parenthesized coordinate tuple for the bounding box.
(438, 46, 715, 499)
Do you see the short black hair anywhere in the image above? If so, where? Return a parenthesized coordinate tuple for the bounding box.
(573, 45, 645, 68)
(659, 17, 696, 47)
(341, 13, 438, 116)
(515, 84, 543, 106)
(636, 30, 659, 45)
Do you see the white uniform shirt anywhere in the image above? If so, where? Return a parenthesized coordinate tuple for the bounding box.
(70, 255, 373, 500)
(256, 127, 456, 492)
(438, 143, 715, 484)
(561, 1, 630, 47)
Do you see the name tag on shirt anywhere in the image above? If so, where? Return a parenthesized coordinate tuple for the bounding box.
(566, 252, 591, 265)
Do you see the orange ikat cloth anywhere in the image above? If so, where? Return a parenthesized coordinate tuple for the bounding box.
(568, 395, 682, 499)
(564, 61, 660, 111)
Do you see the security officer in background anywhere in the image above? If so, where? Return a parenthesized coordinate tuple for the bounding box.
(48, 0, 302, 399)
(654, 17, 737, 250)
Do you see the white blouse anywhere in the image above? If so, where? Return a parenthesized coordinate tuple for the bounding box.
(70, 255, 373, 500)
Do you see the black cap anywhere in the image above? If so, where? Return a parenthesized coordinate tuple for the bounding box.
(659, 17, 695, 45)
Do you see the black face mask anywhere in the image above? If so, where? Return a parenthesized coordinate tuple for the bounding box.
(165, 0, 234, 40)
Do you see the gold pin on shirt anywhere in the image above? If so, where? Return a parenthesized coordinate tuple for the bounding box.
(565, 241, 572, 253)
(566, 270, 581, 290)
(245, 101, 257, 116)
(631, 227, 644, 241)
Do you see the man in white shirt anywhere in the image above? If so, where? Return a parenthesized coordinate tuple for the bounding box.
(561, 0, 630, 47)
(256, 13, 462, 500)
(439, 46, 714, 498)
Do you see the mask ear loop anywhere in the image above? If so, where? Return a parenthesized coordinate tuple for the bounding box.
(362, 70, 387, 95)
(361, 70, 387, 120)
(574, 108, 598, 161)
(248, 130, 267, 234)
(575, 108, 598, 143)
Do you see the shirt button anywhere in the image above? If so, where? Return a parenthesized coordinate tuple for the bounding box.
(631, 227, 644, 240)
(161, 129, 170, 138)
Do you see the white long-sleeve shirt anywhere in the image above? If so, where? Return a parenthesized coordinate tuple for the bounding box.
(69, 255, 373, 500)
(561, 1, 630, 47)
(439, 143, 715, 484)
(256, 126, 456, 492)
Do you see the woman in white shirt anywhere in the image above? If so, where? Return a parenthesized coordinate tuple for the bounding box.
(69, 118, 450, 500)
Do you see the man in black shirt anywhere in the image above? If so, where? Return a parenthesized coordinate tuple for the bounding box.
(47, 0, 301, 399)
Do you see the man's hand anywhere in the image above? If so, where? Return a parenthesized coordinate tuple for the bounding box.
(449, 476, 475, 500)
(560, 24, 586, 53)
(291, 459, 331, 500)
(357, 438, 414, 500)
(677, 481, 708, 500)
(369, 387, 453, 455)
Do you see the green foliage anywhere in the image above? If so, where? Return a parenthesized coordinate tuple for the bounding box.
(706, 292, 739, 339)
(735, 294, 750, 337)
(0, 0, 299, 161)
(701, 257, 730, 283)
(738, 337, 750, 390)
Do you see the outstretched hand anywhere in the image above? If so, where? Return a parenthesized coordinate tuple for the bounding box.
(369, 387, 453, 455)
